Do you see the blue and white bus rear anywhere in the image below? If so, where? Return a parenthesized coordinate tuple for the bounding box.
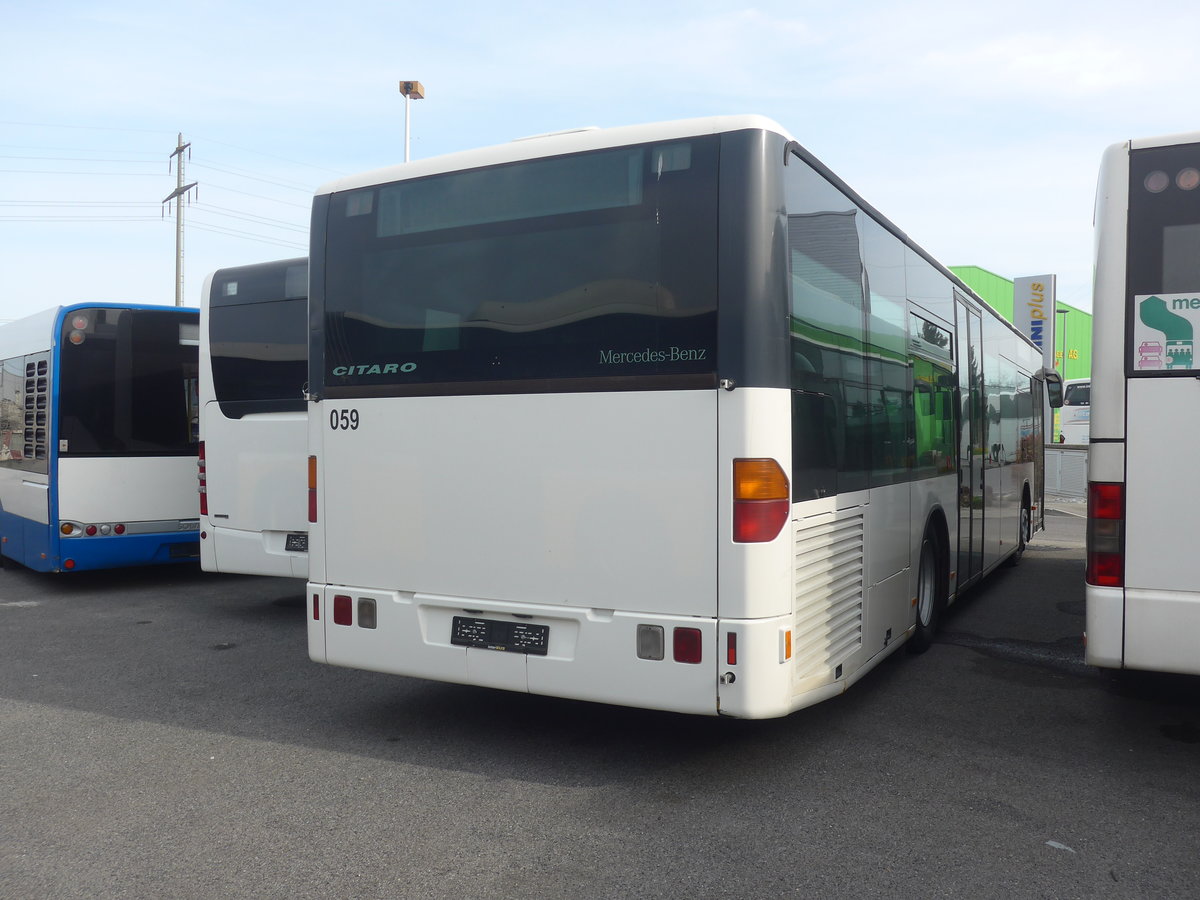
(0, 303, 200, 572)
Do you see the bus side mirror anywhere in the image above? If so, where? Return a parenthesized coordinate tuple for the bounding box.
(1041, 370, 1064, 408)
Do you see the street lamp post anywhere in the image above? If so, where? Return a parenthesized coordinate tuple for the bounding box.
(398, 80, 425, 162)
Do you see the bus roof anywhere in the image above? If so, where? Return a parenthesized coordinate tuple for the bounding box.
(314, 114, 792, 196)
(0, 303, 197, 360)
(1128, 129, 1200, 151)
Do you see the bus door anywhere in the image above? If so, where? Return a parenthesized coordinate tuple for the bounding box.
(957, 301, 985, 586)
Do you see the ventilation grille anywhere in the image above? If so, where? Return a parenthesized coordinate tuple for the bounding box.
(793, 510, 864, 679)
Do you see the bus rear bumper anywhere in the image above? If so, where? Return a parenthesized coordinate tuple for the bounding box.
(1084, 585, 1125, 669)
(307, 583, 799, 717)
(1087, 585, 1200, 675)
(1124, 588, 1200, 676)
(202, 524, 307, 577)
(56, 531, 200, 572)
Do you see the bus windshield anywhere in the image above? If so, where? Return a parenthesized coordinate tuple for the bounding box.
(209, 259, 308, 416)
(58, 307, 199, 456)
(319, 138, 720, 394)
(1063, 381, 1090, 405)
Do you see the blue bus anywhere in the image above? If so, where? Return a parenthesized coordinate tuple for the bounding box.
(0, 303, 201, 572)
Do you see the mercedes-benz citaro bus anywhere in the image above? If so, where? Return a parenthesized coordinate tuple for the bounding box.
(0, 303, 200, 572)
(305, 116, 1059, 717)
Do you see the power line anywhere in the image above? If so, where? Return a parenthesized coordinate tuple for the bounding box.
(191, 161, 315, 192)
(201, 182, 310, 209)
(0, 154, 163, 164)
(191, 203, 307, 232)
(186, 219, 306, 250)
(0, 168, 163, 176)
(191, 133, 346, 177)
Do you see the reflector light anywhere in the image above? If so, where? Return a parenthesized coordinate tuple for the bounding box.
(733, 458, 790, 543)
(308, 455, 318, 523)
(726, 632, 737, 666)
(333, 594, 352, 626)
(64, 559, 75, 570)
(313, 594, 320, 621)
(673, 627, 702, 664)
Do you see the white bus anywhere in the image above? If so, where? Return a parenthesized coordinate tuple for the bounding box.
(305, 115, 1059, 717)
(199, 258, 309, 577)
(0, 303, 200, 572)
(1087, 130, 1200, 675)
(1058, 378, 1090, 444)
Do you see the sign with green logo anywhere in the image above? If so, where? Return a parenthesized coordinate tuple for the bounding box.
(1134, 294, 1200, 371)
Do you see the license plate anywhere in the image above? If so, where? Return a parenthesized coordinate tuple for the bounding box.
(285, 533, 308, 552)
(451, 616, 549, 656)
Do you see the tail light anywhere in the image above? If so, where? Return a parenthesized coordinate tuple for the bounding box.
(1086, 482, 1124, 587)
(733, 458, 790, 542)
(308, 455, 318, 523)
(198, 441, 207, 516)
(673, 627, 703, 664)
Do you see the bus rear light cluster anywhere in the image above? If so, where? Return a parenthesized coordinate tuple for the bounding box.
(733, 458, 790, 542)
(1144, 167, 1200, 194)
(198, 441, 208, 516)
(635, 624, 703, 663)
(60, 522, 127, 537)
(1086, 482, 1124, 587)
(331, 595, 377, 629)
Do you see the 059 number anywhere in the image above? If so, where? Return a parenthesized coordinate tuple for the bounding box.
(330, 408, 360, 430)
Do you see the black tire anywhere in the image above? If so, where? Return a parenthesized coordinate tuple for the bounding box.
(908, 530, 942, 654)
(1004, 495, 1031, 568)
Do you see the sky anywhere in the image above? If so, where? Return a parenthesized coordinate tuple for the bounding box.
(3, 0, 1199, 322)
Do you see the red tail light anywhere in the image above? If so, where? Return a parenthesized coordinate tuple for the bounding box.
(673, 627, 703, 664)
(308, 455, 318, 523)
(198, 441, 207, 517)
(733, 458, 790, 543)
(1086, 482, 1124, 587)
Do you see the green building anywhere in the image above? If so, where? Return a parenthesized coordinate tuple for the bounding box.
(950, 266, 1091, 382)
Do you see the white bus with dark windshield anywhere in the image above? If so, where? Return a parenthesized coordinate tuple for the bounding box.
(1059, 378, 1090, 444)
(199, 258, 309, 577)
(0, 303, 200, 572)
(1087, 130, 1200, 675)
(305, 116, 1059, 717)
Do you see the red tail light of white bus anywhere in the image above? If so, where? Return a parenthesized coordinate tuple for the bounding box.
(732, 458, 790, 543)
(1086, 482, 1124, 587)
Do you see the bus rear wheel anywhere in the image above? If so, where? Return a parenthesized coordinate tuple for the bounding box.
(1005, 496, 1031, 567)
(908, 530, 942, 654)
